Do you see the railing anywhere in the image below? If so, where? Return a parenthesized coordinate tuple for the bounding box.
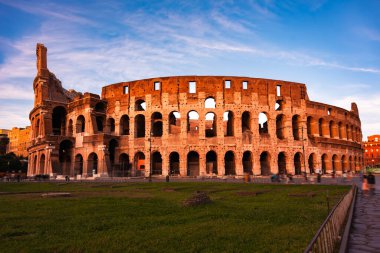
(304, 185, 357, 253)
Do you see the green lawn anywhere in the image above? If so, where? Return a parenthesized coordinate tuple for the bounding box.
(0, 182, 349, 253)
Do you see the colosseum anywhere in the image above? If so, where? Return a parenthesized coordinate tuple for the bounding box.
(27, 44, 364, 178)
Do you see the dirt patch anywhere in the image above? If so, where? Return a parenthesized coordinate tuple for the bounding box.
(183, 191, 212, 207)
(162, 188, 176, 192)
(235, 190, 271, 196)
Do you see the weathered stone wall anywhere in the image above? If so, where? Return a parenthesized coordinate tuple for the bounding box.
(27, 44, 364, 177)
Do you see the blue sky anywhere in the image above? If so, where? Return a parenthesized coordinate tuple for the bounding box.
(0, 0, 379, 139)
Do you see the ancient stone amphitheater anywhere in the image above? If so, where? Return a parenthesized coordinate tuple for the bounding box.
(27, 44, 364, 178)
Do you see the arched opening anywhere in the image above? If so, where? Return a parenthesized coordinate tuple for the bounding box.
(119, 153, 130, 177)
(151, 112, 163, 137)
(292, 115, 300, 140)
(169, 111, 181, 134)
(68, 119, 73, 137)
(319, 118, 324, 137)
(349, 156, 353, 172)
(39, 154, 45, 174)
(96, 116, 105, 132)
(151, 151, 162, 175)
(106, 118, 115, 134)
(278, 152, 286, 175)
(135, 99, 146, 111)
(276, 114, 285, 140)
(120, 115, 130, 135)
(108, 139, 118, 173)
(135, 114, 145, 138)
(341, 155, 348, 172)
(260, 152, 271, 176)
(205, 97, 216, 108)
(332, 154, 339, 173)
(307, 116, 312, 136)
(346, 124, 350, 140)
(224, 111, 234, 136)
(52, 106, 67, 135)
(259, 113, 269, 135)
(169, 152, 180, 175)
(294, 152, 302, 175)
(35, 119, 40, 138)
(76, 115, 85, 133)
(187, 151, 199, 176)
(74, 154, 83, 175)
(87, 153, 98, 176)
(187, 111, 199, 133)
(205, 112, 217, 137)
(224, 151, 235, 175)
(59, 140, 73, 176)
(206, 151, 217, 175)
(242, 111, 251, 132)
(275, 100, 283, 111)
(243, 151, 253, 175)
(322, 154, 328, 174)
(134, 152, 145, 176)
(308, 153, 316, 174)
(33, 155, 38, 174)
(95, 102, 106, 113)
(338, 122, 343, 139)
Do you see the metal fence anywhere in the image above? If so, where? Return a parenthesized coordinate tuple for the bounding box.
(304, 185, 357, 253)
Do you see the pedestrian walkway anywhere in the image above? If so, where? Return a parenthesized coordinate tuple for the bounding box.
(347, 176, 380, 253)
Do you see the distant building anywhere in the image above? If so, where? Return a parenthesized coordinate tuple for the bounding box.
(0, 130, 10, 155)
(364, 135, 380, 167)
(7, 127, 31, 157)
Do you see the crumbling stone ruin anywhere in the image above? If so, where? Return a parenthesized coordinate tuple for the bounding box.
(27, 43, 363, 178)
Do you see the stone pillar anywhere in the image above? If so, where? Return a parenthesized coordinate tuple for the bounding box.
(235, 151, 243, 176)
(199, 151, 206, 176)
(97, 145, 108, 176)
(218, 150, 225, 176)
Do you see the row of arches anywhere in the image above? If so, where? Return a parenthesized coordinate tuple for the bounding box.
(307, 117, 361, 142)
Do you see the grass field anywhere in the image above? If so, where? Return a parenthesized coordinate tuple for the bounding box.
(0, 182, 349, 253)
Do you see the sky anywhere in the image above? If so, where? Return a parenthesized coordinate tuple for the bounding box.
(0, 0, 379, 139)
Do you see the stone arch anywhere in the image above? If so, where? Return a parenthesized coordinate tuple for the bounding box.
(108, 139, 118, 171)
(346, 124, 351, 140)
(135, 114, 145, 138)
(74, 154, 83, 175)
(39, 154, 45, 174)
(278, 152, 286, 174)
(120, 115, 130, 135)
(35, 118, 40, 138)
(187, 111, 199, 133)
(187, 151, 199, 176)
(259, 112, 269, 135)
(94, 102, 106, 113)
(151, 112, 163, 137)
(260, 151, 271, 176)
(105, 117, 115, 134)
(205, 112, 217, 137)
(33, 155, 38, 174)
(276, 114, 285, 140)
(332, 154, 339, 173)
(338, 122, 344, 139)
(87, 152, 98, 176)
(308, 153, 316, 174)
(341, 155, 348, 172)
(242, 111, 251, 132)
(151, 151, 162, 175)
(52, 106, 67, 135)
(242, 151, 253, 175)
(224, 111, 234, 136)
(294, 152, 302, 175)
(349, 156, 353, 171)
(119, 153, 130, 177)
(169, 111, 181, 134)
(134, 152, 145, 176)
(205, 97, 216, 108)
(224, 151, 235, 175)
(322, 154, 328, 174)
(169, 152, 180, 175)
(318, 118, 325, 137)
(76, 115, 85, 133)
(135, 99, 146, 111)
(96, 116, 105, 132)
(329, 121, 337, 138)
(307, 116, 316, 136)
(59, 140, 74, 176)
(292, 115, 301, 140)
(206, 151, 218, 175)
